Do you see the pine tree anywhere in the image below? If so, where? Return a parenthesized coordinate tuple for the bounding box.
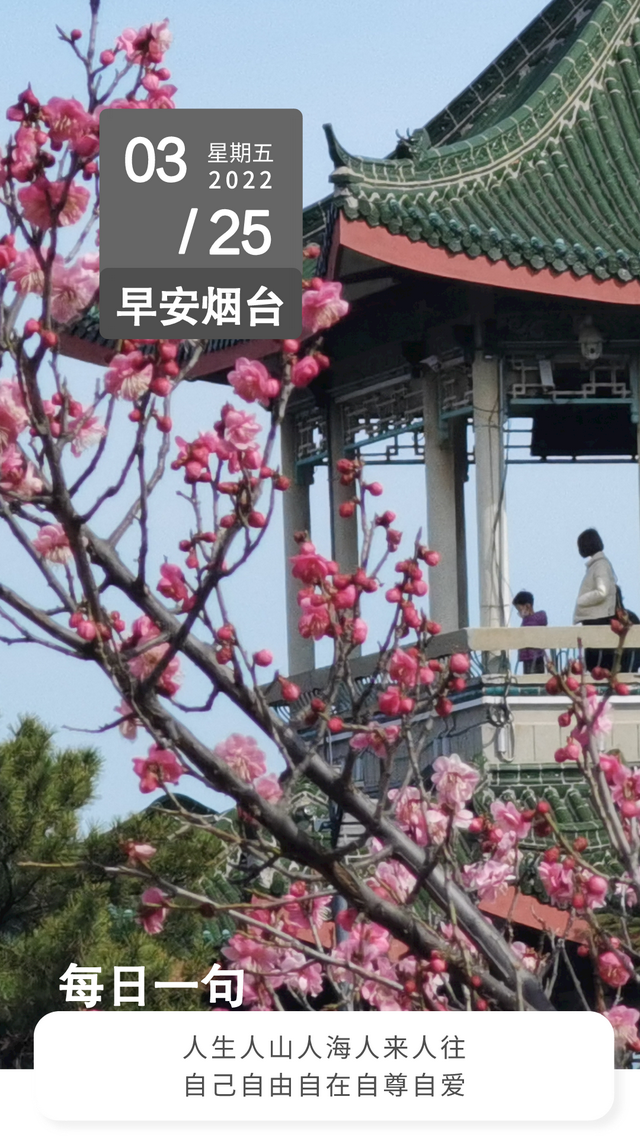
(0, 718, 234, 1068)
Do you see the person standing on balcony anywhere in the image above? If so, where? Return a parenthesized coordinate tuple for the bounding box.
(573, 528, 617, 673)
(513, 591, 547, 674)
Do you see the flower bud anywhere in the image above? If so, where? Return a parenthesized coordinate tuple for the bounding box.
(280, 678, 301, 701)
(100, 49, 115, 65)
(150, 376, 172, 396)
(435, 697, 454, 718)
(253, 649, 273, 667)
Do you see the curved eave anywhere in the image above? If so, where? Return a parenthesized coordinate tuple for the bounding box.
(330, 214, 640, 305)
(59, 329, 282, 376)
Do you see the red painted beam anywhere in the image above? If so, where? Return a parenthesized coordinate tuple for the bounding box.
(479, 886, 588, 941)
(58, 330, 282, 379)
(335, 215, 640, 306)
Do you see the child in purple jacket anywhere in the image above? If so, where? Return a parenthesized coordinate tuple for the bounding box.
(513, 590, 547, 674)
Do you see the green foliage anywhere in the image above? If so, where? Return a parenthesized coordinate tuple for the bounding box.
(0, 718, 234, 1068)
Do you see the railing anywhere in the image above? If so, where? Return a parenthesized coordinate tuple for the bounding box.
(264, 627, 640, 717)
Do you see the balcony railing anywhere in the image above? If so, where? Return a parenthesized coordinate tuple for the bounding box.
(264, 627, 640, 718)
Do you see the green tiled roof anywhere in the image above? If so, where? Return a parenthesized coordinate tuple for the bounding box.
(478, 763, 616, 883)
(325, 0, 640, 284)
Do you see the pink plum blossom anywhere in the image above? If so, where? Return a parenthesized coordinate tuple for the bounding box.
(290, 542, 336, 585)
(228, 357, 280, 406)
(290, 355, 320, 387)
(582, 873, 609, 910)
(351, 724, 400, 759)
(298, 595, 331, 640)
(431, 754, 479, 809)
(116, 19, 172, 64)
(157, 562, 191, 607)
(490, 799, 531, 840)
(387, 787, 451, 846)
(132, 744, 186, 793)
(7, 247, 45, 296)
(49, 256, 99, 323)
(368, 857, 417, 904)
(18, 177, 90, 229)
(68, 407, 106, 456)
(41, 97, 95, 147)
(598, 950, 633, 988)
(104, 352, 154, 401)
(0, 379, 28, 449)
(254, 772, 283, 803)
(0, 445, 42, 498)
(124, 840, 157, 864)
(511, 942, 541, 973)
(301, 281, 349, 334)
(604, 1005, 640, 1049)
(128, 636, 183, 697)
(220, 404, 261, 449)
(136, 887, 170, 934)
(8, 125, 38, 182)
(388, 648, 419, 688)
(115, 700, 140, 741)
(538, 859, 575, 906)
(571, 695, 612, 747)
(32, 523, 72, 564)
(214, 734, 267, 782)
(462, 857, 514, 902)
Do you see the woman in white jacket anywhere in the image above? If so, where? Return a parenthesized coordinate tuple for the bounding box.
(573, 527, 617, 672)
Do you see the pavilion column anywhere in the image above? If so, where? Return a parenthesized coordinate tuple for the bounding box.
(280, 412, 314, 675)
(423, 371, 463, 630)
(327, 399, 359, 573)
(453, 416, 469, 628)
(634, 356, 640, 552)
(327, 398, 361, 656)
(472, 353, 510, 627)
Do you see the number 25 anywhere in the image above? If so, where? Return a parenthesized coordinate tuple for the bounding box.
(209, 210, 271, 255)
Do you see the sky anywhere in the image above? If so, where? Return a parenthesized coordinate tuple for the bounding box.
(2, 0, 639, 828)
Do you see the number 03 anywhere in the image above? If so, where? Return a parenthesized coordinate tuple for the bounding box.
(124, 136, 188, 183)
